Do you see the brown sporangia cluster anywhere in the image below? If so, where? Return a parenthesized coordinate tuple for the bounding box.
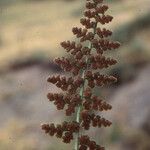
(81, 110, 112, 130)
(47, 92, 82, 116)
(79, 135, 105, 150)
(47, 75, 84, 93)
(41, 121, 80, 143)
(41, 0, 120, 149)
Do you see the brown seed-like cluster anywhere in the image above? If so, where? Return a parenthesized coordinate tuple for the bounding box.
(83, 89, 112, 111)
(79, 135, 105, 150)
(47, 93, 82, 116)
(41, 0, 120, 149)
(81, 110, 112, 130)
(47, 76, 84, 93)
(85, 70, 117, 88)
(41, 121, 80, 143)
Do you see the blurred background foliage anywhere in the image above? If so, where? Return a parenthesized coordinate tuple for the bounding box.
(0, 0, 150, 150)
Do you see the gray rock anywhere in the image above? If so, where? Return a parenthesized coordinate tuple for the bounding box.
(110, 65, 150, 130)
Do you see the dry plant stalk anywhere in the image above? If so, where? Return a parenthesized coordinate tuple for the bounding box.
(41, 0, 120, 149)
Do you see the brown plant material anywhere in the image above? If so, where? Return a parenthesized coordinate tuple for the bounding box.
(41, 0, 120, 149)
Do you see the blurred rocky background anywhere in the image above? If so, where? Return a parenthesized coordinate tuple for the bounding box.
(0, 0, 150, 149)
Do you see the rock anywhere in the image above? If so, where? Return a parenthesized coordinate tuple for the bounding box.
(110, 65, 150, 129)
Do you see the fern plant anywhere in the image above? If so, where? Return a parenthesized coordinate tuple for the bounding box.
(41, 0, 120, 149)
